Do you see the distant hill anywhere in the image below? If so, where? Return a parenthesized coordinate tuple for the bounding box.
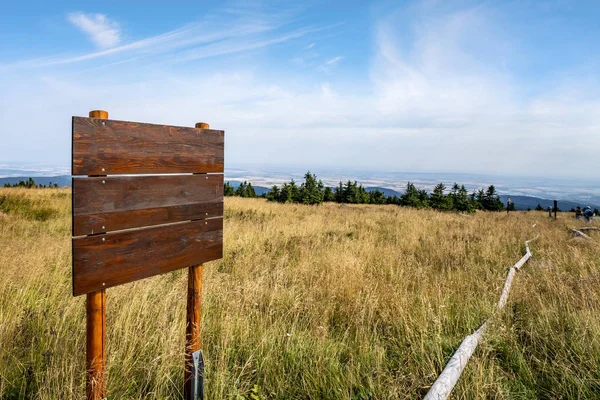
(365, 187, 402, 197)
(498, 195, 599, 211)
(228, 181, 270, 196)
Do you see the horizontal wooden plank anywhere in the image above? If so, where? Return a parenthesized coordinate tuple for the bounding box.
(73, 174, 223, 235)
(72, 117, 224, 175)
(73, 218, 223, 296)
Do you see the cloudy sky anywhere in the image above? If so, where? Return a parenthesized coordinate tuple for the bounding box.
(1, 0, 599, 179)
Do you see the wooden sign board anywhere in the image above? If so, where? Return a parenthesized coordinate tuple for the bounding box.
(72, 116, 224, 296)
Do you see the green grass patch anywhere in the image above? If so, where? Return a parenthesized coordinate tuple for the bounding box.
(0, 194, 57, 221)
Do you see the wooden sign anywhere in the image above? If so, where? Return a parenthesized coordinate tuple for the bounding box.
(72, 111, 223, 400)
(72, 117, 224, 296)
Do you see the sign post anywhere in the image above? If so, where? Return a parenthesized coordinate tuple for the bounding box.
(72, 111, 224, 400)
(86, 110, 108, 400)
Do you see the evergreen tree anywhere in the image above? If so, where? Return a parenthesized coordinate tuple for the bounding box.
(323, 186, 335, 202)
(417, 189, 430, 207)
(482, 185, 504, 211)
(448, 183, 460, 209)
(334, 182, 344, 203)
(298, 172, 324, 205)
(386, 195, 400, 205)
(266, 185, 280, 202)
(246, 182, 257, 198)
(430, 183, 450, 210)
(234, 181, 257, 198)
(289, 180, 300, 202)
(224, 182, 235, 196)
(369, 189, 386, 204)
(535, 204, 544, 211)
(453, 185, 473, 212)
(400, 182, 424, 208)
(279, 183, 294, 203)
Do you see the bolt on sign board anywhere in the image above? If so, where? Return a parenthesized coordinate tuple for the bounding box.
(72, 111, 223, 400)
(72, 116, 224, 295)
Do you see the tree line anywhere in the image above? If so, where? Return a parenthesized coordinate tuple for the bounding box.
(224, 172, 507, 212)
(3, 177, 59, 189)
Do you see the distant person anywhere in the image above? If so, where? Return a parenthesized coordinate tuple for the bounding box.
(547, 206, 552, 217)
(584, 206, 594, 222)
(575, 206, 582, 219)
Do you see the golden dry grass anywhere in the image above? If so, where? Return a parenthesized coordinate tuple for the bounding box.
(1, 189, 599, 399)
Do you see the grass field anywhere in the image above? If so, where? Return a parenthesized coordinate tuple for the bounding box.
(1, 188, 599, 399)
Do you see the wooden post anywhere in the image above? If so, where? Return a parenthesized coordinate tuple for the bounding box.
(554, 200, 558, 219)
(86, 110, 108, 400)
(185, 264, 203, 399)
(184, 121, 210, 399)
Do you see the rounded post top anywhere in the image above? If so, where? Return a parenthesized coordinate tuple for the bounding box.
(89, 110, 109, 119)
(195, 122, 210, 129)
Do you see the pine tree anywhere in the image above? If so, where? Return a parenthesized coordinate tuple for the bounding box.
(386, 195, 400, 205)
(234, 181, 246, 197)
(453, 185, 473, 212)
(246, 182, 257, 198)
(430, 183, 450, 211)
(482, 185, 504, 211)
(400, 182, 423, 208)
(334, 182, 344, 203)
(224, 182, 235, 196)
(535, 204, 544, 211)
(279, 183, 293, 203)
(266, 185, 280, 202)
(323, 186, 335, 202)
(369, 189, 386, 204)
(289, 180, 300, 202)
(417, 189, 430, 207)
(299, 172, 324, 205)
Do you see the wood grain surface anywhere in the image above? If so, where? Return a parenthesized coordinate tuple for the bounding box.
(72, 117, 224, 175)
(73, 174, 223, 235)
(73, 218, 223, 296)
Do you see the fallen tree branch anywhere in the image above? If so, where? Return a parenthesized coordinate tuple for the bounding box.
(423, 235, 537, 400)
(571, 229, 592, 240)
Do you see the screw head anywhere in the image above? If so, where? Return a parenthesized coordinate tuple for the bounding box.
(205, 221, 208, 225)
(102, 121, 106, 125)
(102, 168, 105, 172)
(102, 238, 105, 241)
(102, 226, 105, 229)
(102, 283, 106, 286)
(102, 180, 105, 184)
(205, 213, 208, 216)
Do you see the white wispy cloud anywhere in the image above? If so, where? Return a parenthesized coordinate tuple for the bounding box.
(318, 56, 343, 72)
(2, 15, 320, 70)
(1, 2, 599, 179)
(68, 12, 121, 48)
(325, 56, 342, 65)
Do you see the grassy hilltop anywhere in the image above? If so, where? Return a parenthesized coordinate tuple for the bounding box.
(1, 189, 599, 399)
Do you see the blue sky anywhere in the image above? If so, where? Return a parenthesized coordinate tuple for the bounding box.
(1, 0, 599, 179)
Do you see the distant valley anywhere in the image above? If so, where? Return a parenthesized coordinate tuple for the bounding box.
(2, 164, 599, 212)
